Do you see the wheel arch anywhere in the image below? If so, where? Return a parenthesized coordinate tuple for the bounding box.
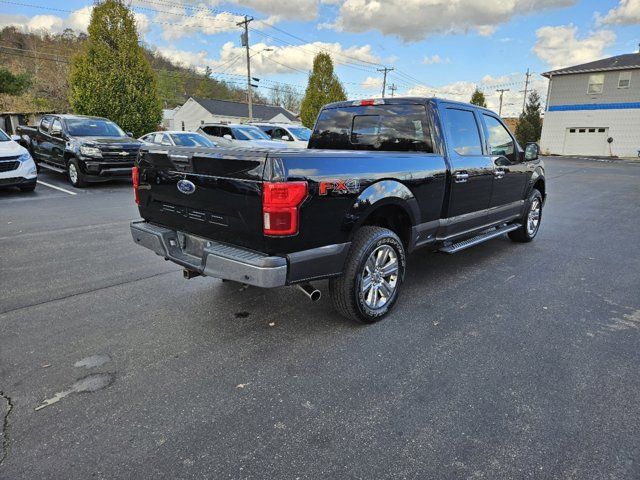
(528, 168, 546, 202)
(346, 180, 419, 250)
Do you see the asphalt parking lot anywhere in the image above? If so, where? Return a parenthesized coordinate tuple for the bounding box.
(1, 156, 639, 479)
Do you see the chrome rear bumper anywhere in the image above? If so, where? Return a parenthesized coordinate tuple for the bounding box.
(130, 221, 287, 288)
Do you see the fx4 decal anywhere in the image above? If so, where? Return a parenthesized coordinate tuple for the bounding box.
(319, 179, 360, 196)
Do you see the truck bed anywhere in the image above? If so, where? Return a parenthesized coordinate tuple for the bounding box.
(136, 145, 448, 255)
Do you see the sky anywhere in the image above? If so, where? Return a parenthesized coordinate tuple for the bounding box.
(1, 0, 639, 116)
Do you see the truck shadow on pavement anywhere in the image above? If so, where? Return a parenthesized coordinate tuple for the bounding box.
(188, 235, 524, 337)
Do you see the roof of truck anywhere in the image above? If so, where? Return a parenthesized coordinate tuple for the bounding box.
(54, 114, 111, 121)
(323, 97, 496, 114)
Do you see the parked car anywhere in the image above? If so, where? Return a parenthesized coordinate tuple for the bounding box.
(131, 97, 545, 323)
(197, 123, 291, 149)
(140, 131, 217, 148)
(0, 128, 37, 192)
(251, 123, 311, 148)
(16, 115, 141, 187)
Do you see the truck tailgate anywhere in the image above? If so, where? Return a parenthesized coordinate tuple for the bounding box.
(136, 146, 267, 251)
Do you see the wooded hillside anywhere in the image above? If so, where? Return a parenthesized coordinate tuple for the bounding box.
(0, 26, 267, 113)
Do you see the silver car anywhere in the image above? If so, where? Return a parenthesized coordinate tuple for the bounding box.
(139, 131, 217, 148)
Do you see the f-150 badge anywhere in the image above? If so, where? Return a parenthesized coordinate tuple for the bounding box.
(319, 179, 360, 196)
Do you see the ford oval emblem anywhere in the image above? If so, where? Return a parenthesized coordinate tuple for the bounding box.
(177, 179, 196, 195)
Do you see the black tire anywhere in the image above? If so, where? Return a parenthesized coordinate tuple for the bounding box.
(329, 226, 406, 323)
(67, 158, 87, 188)
(19, 183, 36, 192)
(509, 188, 543, 243)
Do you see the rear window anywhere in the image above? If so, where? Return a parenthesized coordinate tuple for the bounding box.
(309, 104, 434, 152)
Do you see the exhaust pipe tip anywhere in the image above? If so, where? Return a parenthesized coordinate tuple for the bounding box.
(296, 283, 321, 302)
(183, 268, 201, 280)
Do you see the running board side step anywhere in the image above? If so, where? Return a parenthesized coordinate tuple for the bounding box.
(38, 162, 66, 173)
(439, 224, 520, 254)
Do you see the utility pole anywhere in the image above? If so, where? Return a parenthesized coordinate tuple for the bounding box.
(237, 15, 254, 121)
(377, 66, 394, 98)
(496, 88, 510, 116)
(388, 83, 397, 98)
(520, 68, 531, 113)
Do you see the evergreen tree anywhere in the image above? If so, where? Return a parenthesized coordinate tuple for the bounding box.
(69, 0, 161, 136)
(0, 67, 31, 96)
(300, 53, 347, 128)
(470, 87, 487, 107)
(515, 90, 543, 146)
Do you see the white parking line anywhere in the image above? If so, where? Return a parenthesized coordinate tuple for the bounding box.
(36, 180, 77, 196)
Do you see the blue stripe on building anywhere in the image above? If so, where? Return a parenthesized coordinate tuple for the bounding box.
(548, 102, 640, 112)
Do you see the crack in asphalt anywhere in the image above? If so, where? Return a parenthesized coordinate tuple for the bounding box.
(0, 269, 178, 316)
(0, 391, 13, 466)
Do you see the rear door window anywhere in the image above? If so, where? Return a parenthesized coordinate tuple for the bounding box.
(310, 104, 434, 152)
(202, 126, 219, 136)
(40, 117, 51, 133)
(443, 108, 483, 156)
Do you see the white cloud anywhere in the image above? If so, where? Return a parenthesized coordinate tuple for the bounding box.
(332, 0, 576, 42)
(155, 46, 213, 71)
(361, 76, 383, 89)
(402, 73, 548, 117)
(533, 25, 616, 69)
(203, 40, 379, 75)
(238, 0, 319, 21)
(422, 55, 449, 65)
(598, 0, 640, 25)
(0, 6, 150, 36)
(154, 7, 243, 40)
(147, 0, 321, 24)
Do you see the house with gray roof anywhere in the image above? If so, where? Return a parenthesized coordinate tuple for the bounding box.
(539, 49, 640, 157)
(172, 97, 299, 132)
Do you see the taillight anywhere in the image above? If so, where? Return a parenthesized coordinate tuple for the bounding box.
(262, 181, 307, 236)
(132, 166, 140, 205)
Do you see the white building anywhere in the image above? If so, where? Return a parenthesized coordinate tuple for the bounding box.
(172, 97, 299, 132)
(161, 107, 179, 130)
(540, 51, 640, 158)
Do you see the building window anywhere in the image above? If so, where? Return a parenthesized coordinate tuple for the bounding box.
(618, 71, 631, 89)
(587, 74, 605, 94)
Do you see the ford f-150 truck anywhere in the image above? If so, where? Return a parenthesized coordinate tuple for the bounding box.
(17, 114, 141, 187)
(130, 97, 545, 322)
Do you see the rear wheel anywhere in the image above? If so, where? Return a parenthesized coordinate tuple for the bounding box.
(67, 158, 86, 188)
(329, 226, 406, 323)
(509, 188, 542, 243)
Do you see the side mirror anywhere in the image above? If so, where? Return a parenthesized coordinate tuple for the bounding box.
(10, 134, 20, 142)
(223, 134, 232, 140)
(524, 142, 540, 161)
(281, 135, 291, 141)
(50, 127, 62, 137)
(126, 131, 134, 138)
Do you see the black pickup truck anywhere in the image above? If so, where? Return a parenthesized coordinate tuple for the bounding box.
(17, 114, 141, 187)
(131, 97, 545, 322)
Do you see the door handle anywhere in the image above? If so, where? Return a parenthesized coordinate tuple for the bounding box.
(454, 172, 469, 183)
(494, 168, 505, 179)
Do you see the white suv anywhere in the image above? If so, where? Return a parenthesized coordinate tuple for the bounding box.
(252, 123, 311, 149)
(0, 128, 37, 192)
(197, 123, 290, 149)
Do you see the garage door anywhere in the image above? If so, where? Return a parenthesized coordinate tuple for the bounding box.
(563, 127, 608, 156)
